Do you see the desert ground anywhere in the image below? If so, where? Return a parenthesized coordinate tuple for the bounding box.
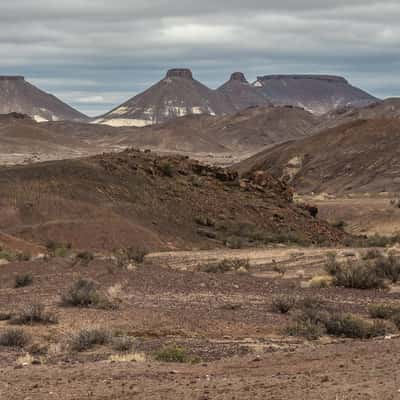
(1, 243, 400, 399)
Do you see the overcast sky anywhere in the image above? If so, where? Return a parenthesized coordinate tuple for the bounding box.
(1, 0, 399, 116)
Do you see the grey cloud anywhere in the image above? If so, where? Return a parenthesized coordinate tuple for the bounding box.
(0, 0, 399, 116)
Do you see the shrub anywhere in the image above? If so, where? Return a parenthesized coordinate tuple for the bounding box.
(14, 273, 33, 288)
(327, 260, 385, 289)
(200, 258, 250, 273)
(309, 275, 332, 288)
(369, 303, 400, 319)
(324, 253, 340, 276)
(331, 220, 347, 230)
(271, 295, 296, 314)
(160, 162, 174, 177)
(374, 254, 400, 283)
(70, 328, 111, 352)
(112, 336, 135, 353)
(362, 249, 383, 260)
(154, 345, 189, 363)
(75, 251, 94, 266)
(391, 313, 400, 329)
(62, 279, 114, 309)
(285, 319, 325, 341)
(46, 240, 71, 257)
(10, 303, 58, 325)
(325, 314, 388, 339)
(0, 328, 29, 347)
(126, 247, 147, 264)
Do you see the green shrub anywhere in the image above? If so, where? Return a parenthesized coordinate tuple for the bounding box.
(70, 328, 111, 352)
(126, 247, 147, 264)
(14, 273, 33, 288)
(271, 295, 296, 314)
(0, 328, 29, 347)
(62, 279, 114, 309)
(160, 162, 174, 177)
(46, 240, 71, 257)
(154, 345, 189, 363)
(10, 303, 58, 325)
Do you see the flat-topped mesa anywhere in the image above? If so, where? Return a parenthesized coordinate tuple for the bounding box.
(229, 72, 248, 83)
(257, 75, 348, 84)
(0, 76, 25, 81)
(166, 69, 193, 80)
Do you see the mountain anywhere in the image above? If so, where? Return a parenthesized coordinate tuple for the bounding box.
(0, 76, 88, 122)
(253, 75, 379, 115)
(95, 69, 235, 127)
(236, 118, 400, 195)
(0, 148, 347, 251)
(217, 72, 271, 110)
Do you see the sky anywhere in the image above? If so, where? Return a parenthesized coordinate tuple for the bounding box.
(1, 0, 399, 116)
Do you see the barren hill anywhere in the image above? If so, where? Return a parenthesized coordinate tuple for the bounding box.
(0, 148, 346, 251)
(237, 118, 400, 195)
(0, 105, 321, 165)
(253, 75, 378, 115)
(0, 76, 88, 122)
(95, 69, 235, 127)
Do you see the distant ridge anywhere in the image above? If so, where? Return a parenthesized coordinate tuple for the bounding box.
(0, 76, 88, 122)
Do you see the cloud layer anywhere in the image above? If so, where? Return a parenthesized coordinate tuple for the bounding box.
(1, 1, 399, 116)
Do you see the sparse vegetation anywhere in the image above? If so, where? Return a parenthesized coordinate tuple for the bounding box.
(14, 273, 33, 288)
(112, 336, 135, 353)
(75, 251, 94, 266)
(369, 303, 400, 319)
(325, 257, 386, 289)
(0, 328, 29, 348)
(154, 345, 190, 363)
(69, 328, 111, 352)
(62, 279, 115, 309)
(46, 240, 71, 257)
(0, 247, 30, 262)
(159, 162, 174, 177)
(10, 303, 58, 325)
(325, 314, 388, 339)
(271, 295, 296, 314)
(200, 258, 250, 273)
(374, 253, 400, 283)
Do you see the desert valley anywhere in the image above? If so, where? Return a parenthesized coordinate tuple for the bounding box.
(2, 13, 400, 398)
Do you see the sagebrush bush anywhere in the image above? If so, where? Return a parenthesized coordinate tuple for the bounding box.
(201, 258, 250, 273)
(285, 319, 325, 341)
(62, 279, 114, 309)
(0, 328, 29, 347)
(271, 295, 296, 314)
(327, 260, 385, 289)
(374, 254, 400, 283)
(369, 303, 400, 319)
(75, 251, 94, 266)
(325, 314, 388, 339)
(70, 328, 111, 352)
(112, 336, 135, 353)
(14, 273, 33, 288)
(11, 303, 58, 325)
(154, 345, 189, 363)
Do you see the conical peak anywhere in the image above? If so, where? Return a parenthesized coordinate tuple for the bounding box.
(166, 69, 193, 79)
(230, 72, 248, 83)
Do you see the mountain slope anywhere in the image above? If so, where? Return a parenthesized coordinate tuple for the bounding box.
(253, 75, 379, 115)
(237, 118, 400, 194)
(0, 76, 88, 122)
(95, 69, 235, 127)
(217, 72, 271, 110)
